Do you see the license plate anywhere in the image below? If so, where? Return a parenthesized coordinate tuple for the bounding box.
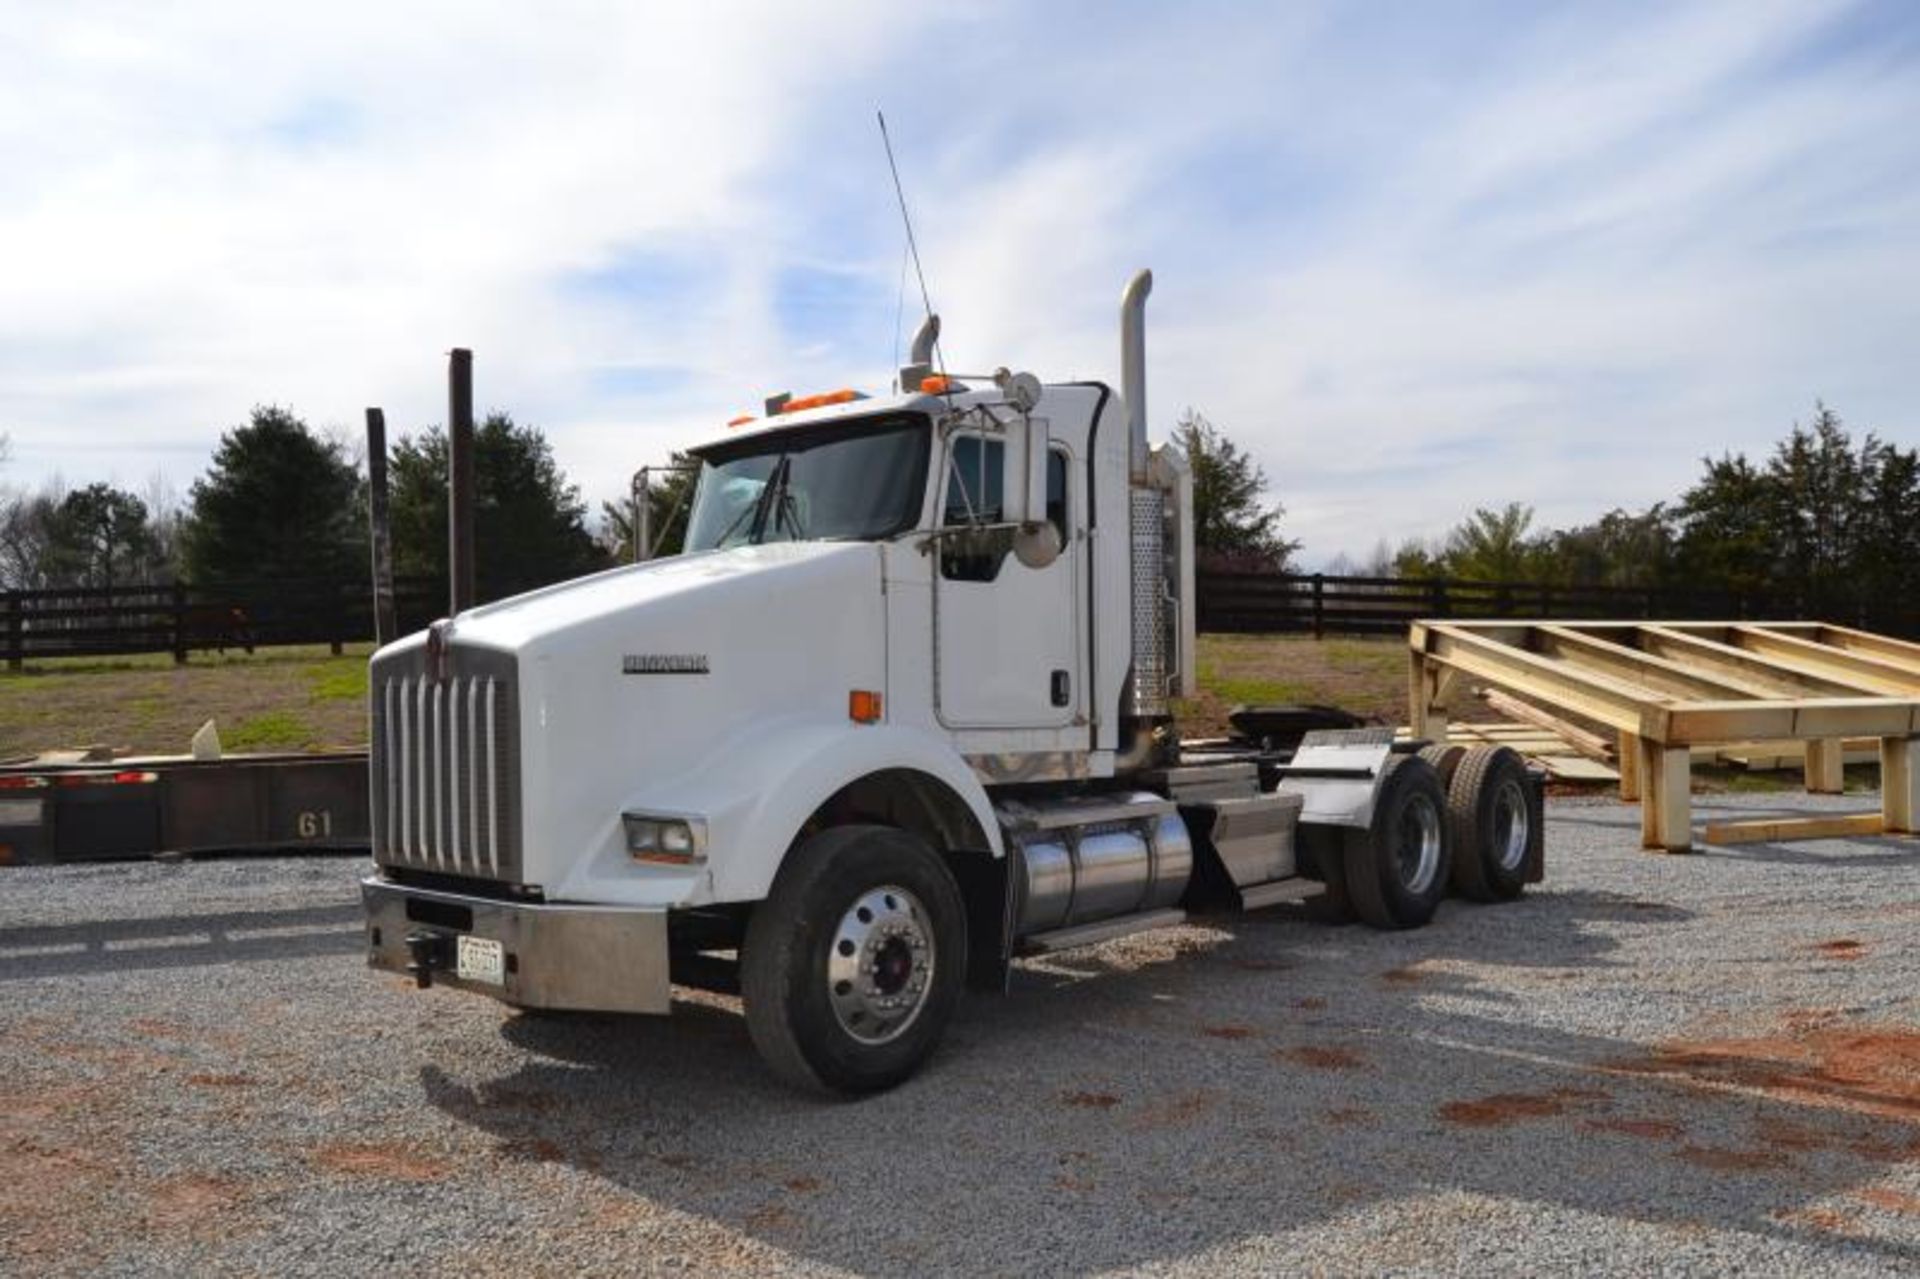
(456, 935, 504, 986)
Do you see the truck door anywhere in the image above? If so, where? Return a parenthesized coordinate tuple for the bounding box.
(933, 430, 1083, 731)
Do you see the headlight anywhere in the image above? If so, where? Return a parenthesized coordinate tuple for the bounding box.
(623, 811, 706, 866)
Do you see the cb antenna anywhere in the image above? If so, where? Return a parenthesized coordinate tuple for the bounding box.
(878, 110, 938, 342)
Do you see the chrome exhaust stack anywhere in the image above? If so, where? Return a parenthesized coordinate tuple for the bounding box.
(898, 313, 941, 392)
(1120, 268, 1170, 729)
(1120, 270, 1153, 483)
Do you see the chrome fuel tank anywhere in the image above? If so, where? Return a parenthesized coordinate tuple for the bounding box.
(998, 792, 1193, 937)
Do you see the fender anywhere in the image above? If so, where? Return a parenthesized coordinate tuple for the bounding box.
(551, 714, 1003, 908)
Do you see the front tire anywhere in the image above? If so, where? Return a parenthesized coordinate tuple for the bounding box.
(742, 825, 967, 1095)
(1342, 756, 1451, 930)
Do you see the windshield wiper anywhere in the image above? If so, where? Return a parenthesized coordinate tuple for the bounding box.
(748, 455, 791, 544)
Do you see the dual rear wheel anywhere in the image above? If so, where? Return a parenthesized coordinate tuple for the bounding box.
(1308, 744, 1534, 929)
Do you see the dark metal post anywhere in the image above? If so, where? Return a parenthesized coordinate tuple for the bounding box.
(171, 582, 188, 665)
(5, 592, 19, 672)
(635, 468, 652, 563)
(1311, 573, 1325, 640)
(365, 407, 397, 645)
(448, 349, 476, 613)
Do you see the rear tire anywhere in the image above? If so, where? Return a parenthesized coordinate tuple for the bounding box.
(1446, 746, 1533, 902)
(1417, 742, 1466, 789)
(1342, 756, 1451, 930)
(742, 825, 966, 1096)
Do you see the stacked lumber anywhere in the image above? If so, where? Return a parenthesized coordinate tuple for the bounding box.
(1393, 720, 1620, 783)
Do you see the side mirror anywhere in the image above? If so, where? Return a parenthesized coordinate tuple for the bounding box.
(1006, 410, 1052, 526)
(1002, 411, 1058, 568)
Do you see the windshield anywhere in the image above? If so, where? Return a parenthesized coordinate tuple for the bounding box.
(683, 414, 931, 551)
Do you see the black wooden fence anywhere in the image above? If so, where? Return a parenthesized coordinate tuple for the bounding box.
(0, 578, 448, 669)
(1197, 569, 1920, 639)
(6, 569, 1916, 668)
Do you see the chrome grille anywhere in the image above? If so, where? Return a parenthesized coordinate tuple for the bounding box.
(369, 645, 522, 882)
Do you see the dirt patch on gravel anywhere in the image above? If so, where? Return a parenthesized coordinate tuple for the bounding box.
(1615, 1023, 1920, 1119)
(1127, 1090, 1220, 1130)
(1278, 1045, 1366, 1071)
(1581, 1116, 1685, 1141)
(1060, 1090, 1120, 1109)
(310, 1140, 452, 1182)
(1438, 1086, 1610, 1128)
(1855, 1186, 1920, 1215)
(1201, 1024, 1258, 1040)
(1814, 939, 1867, 959)
(1674, 1145, 1786, 1172)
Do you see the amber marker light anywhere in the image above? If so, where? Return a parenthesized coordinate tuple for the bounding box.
(849, 690, 883, 724)
(780, 388, 860, 414)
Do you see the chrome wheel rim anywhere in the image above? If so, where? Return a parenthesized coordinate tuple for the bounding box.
(1396, 796, 1443, 895)
(826, 885, 935, 1045)
(1492, 778, 1530, 872)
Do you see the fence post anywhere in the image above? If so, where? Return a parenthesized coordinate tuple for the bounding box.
(366, 407, 397, 646)
(171, 582, 188, 664)
(1431, 578, 1449, 618)
(1311, 573, 1325, 640)
(5, 592, 19, 672)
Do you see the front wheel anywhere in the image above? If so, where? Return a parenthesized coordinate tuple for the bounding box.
(742, 825, 967, 1095)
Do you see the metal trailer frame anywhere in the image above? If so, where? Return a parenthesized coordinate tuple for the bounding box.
(0, 752, 370, 865)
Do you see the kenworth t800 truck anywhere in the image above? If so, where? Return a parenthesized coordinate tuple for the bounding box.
(361, 271, 1543, 1094)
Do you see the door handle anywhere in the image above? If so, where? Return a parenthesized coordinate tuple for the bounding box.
(1050, 670, 1070, 707)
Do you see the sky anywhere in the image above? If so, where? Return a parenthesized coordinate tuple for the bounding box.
(2, 0, 1915, 566)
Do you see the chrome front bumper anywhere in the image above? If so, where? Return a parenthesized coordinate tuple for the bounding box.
(361, 875, 671, 1014)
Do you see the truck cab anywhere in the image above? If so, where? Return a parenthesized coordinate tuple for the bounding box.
(362, 272, 1544, 1094)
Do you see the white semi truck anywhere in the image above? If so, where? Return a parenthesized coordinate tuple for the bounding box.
(361, 271, 1543, 1094)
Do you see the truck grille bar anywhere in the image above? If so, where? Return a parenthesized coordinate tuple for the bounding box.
(370, 645, 522, 883)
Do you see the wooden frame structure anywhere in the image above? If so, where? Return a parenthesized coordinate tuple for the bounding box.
(1407, 621, 1920, 852)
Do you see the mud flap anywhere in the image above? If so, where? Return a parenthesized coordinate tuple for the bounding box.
(1523, 765, 1548, 884)
(947, 848, 1013, 994)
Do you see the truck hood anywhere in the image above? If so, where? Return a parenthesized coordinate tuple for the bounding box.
(433, 540, 873, 654)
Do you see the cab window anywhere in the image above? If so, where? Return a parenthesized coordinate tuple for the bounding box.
(940, 439, 1070, 582)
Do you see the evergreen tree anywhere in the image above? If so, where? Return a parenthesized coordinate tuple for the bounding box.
(180, 407, 364, 583)
(1172, 409, 1298, 570)
(389, 412, 608, 600)
(44, 483, 162, 588)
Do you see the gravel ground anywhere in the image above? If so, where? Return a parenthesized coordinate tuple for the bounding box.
(2, 793, 1917, 1277)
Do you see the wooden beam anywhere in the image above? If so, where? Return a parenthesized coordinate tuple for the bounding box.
(1728, 625, 1920, 697)
(1804, 739, 1845, 794)
(1535, 625, 1774, 701)
(1701, 813, 1886, 846)
(1813, 624, 1920, 676)
(1885, 736, 1920, 835)
(1640, 743, 1692, 853)
(1636, 625, 1871, 698)
(1407, 646, 1432, 738)
(1477, 687, 1616, 763)
(1423, 624, 1668, 740)
(1618, 731, 1641, 802)
(1662, 699, 1919, 747)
